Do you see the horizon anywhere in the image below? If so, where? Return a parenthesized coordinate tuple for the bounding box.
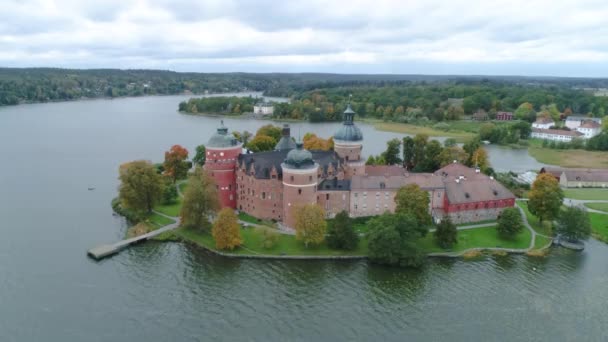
(3, 0, 608, 77)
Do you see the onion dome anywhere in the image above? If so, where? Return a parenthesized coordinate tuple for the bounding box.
(333, 102, 363, 142)
(284, 142, 315, 169)
(275, 124, 297, 151)
(207, 120, 239, 148)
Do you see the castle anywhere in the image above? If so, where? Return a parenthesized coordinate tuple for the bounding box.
(204, 104, 515, 228)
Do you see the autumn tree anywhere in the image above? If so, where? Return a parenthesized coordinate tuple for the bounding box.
(192, 144, 206, 166)
(163, 144, 189, 183)
(395, 184, 431, 226)
(294, 204, 327, 247)
(118, 160, 165, 215)
(303, 133, 332, 150)
(255, 124, 282, 142)
(435, 216, 457, 249)
(496, 207, 524, 239)
(247, 135, 276, 152)
(326, 210, 359, 250)
(438, 146, 469, 167)
(180, 167, 220, 231)
(471, 147, 490, 172)
(528, 173, 564, 224)
(555, 206, 591, 242)
(212, 208, 242, 250)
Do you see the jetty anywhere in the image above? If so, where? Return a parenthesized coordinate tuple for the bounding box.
(88, 217, 180, 260)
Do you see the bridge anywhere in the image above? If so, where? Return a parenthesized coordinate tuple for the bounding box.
(88, 214, 180, 260)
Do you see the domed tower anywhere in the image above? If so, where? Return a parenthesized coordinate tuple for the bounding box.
(333, 97, 365, 177)
(281, 143, 319, 228)
(204, 120, 242, 209)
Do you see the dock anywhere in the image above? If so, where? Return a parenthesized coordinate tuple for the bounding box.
(88, 218, 180, 260)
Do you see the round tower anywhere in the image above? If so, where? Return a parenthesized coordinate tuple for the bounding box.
(333, 99, 365, 177)
(281, 143, 319, 228)
(204, 120, 242, 209)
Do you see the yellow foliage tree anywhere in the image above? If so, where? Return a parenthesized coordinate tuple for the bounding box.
(471, 147, 490, 171)
(295, 204, 327, 247)
(303, 133, 332, 150)
(212, 208, 242, 250)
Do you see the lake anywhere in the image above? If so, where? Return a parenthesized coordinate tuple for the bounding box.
(2, 95, 603, 342)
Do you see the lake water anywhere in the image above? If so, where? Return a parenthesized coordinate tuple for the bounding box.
(2, 95, 604, 342)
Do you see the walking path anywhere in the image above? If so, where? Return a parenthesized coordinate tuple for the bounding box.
(563, 198, 608, 215)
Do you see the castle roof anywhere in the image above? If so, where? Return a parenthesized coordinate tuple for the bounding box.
(207, 121, 240, 148)
(274, 124, 297, 151)
(284, 143, 315, 169)
(238, 149, 340, 179)
(333, 103, 363, 142)
(444, 179, 514, 205)
(318, 178, 351, 191)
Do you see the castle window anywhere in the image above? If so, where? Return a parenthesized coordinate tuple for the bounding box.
(290, 176, 294, 182)
(355, 204, 358, 210)
(354, 193, 358, 198)
(380, 182, 385, 189)
(326, 194, 330, 200)
(262, 192, 266, 199)
(298, 189, 302, 195)
(228, 184, 231, 191)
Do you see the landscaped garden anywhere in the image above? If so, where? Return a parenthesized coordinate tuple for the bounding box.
(418, 225, 531, 253)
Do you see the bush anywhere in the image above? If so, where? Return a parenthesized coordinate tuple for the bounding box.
(432, 122, 451, 131)
(435, 217, 457, 249)
(261, 227, 280, 249)
(326, 211, 359, 250)
(497, 207, 524, 239)
(161, 183, 178, 205)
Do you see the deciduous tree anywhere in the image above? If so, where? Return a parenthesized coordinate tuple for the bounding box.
(247, 134, 276, 152)
(368, 213, 426, 267)
(212, 208, 242, 250)
(163, 144, 189, 183)
(327, 210, 359, 250)
(528, 173, 564, 223)
(118, 160, 165, 214)
(180, 167, 219, 231)
(497, 207, 524, 239)
(192, 144, 206, 166)
(556, 206, 591, 241)
(471, 147, 490, 172)
(438, 146, 469, 167)
(294, 204, 327, 247)
(395, 184, 431, 226)
(381, 138, 402, 165)
(435, 216, 457, 249)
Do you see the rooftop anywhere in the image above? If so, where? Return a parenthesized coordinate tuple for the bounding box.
(318, 178, 351, 191)
(534, 117, 555, 124)
(580, 120, 601, 128)
(445, 179, 514, 204)
(238, 149, 340, 179)
(532, 128, 584, 137)
(207, 121, 240, 148)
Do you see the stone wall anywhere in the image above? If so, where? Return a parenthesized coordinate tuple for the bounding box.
(445, 207, 509, 224)
(317, 190, 350, 218)
(236, 169, 283, 221)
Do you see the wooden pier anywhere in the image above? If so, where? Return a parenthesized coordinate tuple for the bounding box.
(88, 219, 180, 260)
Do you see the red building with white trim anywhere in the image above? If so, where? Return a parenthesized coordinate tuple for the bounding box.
(204, 121, 242, 209)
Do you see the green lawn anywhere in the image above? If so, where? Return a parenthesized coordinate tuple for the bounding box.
(175, 226, 369, 256)
(564, 188, 608, 201)
(456, 219, 497, 227)
(589, 212, 608, 243)
(516, 201, 553, 236)
(374, 122, 475, 142)
(238, 212, 261, 224)
(534, 235, 553, 250)
(154, 201, 181, 217)
(178, 182, 188, 195)
(418, 226, 531, 253)
(585, 203, 608, 212)
(146, 212, 175, 228)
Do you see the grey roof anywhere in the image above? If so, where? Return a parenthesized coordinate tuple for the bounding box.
(238, 149, 341, 179)
(275, 136, 297, 151)
(318, 179, 351, 191)
(566, 116, 602, 123)
(207, 121, 240, 148)
(284, 143, 315, 169)
(334, 104, 363, 142)
(444, 179, 514, 205)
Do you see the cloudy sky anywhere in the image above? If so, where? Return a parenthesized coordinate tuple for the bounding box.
(2, 0, 608, 76)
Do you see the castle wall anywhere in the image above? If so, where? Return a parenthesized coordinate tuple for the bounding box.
(236, 168, 283, 221)
(317, 190, 350, 218)
(204, 145, 241, 209)
(334, 140, 362, 163)
(282, 165, 319, 228)
(349, 189, 442, 218)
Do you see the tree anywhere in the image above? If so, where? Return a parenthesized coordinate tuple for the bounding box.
(438, 146, 469, 166)
(303, 133, 332, 150)
(443, 138, 457, 147)
(394, 184, 431, 226)
(402, 136, 415, 169)
(462, 137, 481, 167)
(479, 123, 496, 140)
(514, 102, 535, 120)
(555, 206, 591, 241)
(247, 134, 276, 152)
(496, 207, 524, 239)
(163, 144, 189, 183)
(416, 139, 442, 172)
(528, 173, 564, 224)
(118, 160, 165, 214)
(381, 138, 402, 165)
(161, 181, 178, 205)
(366, 155, 377, 165)
(261, 227, 280, 249)
(435, 216, 457, 249)
(327, 210, 359, 250)
(412, 134, 428, 168)
(294, 204, 327, 247)
(255, 124, 282, 142)
(367, 212, 426, 267)
(212, 208, 242, 250)
(192, 144, 206, 166)
(471, 147, 490, 171)
(180, 167, 220, 231)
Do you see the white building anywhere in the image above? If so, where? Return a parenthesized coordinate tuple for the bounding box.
(531, 128, 584, 142)
(575, 120, 602, 138)
(565, 116, 602, 130)
(532, 117, 555, 129)
(253, 102, 274, 116)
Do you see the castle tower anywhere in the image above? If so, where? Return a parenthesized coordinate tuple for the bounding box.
(274, 124, 297, 151)
(281, 143, 319, 228)
(333, 98, 365, 177)
(204, 121, 242, 209)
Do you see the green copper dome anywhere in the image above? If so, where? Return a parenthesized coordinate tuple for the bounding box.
(284, 143, 315, 169)
(333, 103, 363, 142)
(207, 121, 239, 148)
